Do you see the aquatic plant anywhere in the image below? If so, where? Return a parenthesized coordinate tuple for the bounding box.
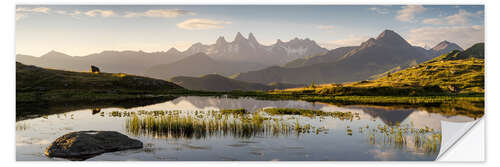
(125, 110, 316, 139)
(220, 108, 247, 115)
(262, 108, 358, 120)
(16, 122, 29, 131)
(357, 123, 442, 154)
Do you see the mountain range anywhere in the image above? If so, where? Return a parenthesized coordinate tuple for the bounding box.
(144, 53, 266, 80)
(344, 42, 484, 93)
(16, 49, 184, 75)
(16, 30, 467, 89)
(233, 30, 464, 84)
(183, 32, 328, 65)
(16, 32, 327, 76)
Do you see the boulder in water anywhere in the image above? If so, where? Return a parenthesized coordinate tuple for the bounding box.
(45, 131, 143, 160)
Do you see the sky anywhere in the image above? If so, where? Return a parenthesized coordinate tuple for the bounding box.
(15, 5, 484, 56)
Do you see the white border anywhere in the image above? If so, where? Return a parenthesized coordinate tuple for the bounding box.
(3, 0, 496, 166)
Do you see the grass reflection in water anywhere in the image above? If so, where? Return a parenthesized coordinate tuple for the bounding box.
(120, 108, 441, 154)
(362, 123, 441, 154)
(125, 110, 308, 139)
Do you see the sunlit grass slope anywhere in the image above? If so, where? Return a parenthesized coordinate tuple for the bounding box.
(16, 62, 185, 103)
(273, 43, 484, 96)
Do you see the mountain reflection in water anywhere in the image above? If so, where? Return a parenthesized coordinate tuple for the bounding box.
(16, 96, 478, 161)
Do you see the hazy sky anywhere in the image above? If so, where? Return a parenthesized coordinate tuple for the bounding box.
(16, 5, 484, 56)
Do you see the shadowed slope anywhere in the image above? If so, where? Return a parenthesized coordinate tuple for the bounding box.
(170, 74, 302, 92)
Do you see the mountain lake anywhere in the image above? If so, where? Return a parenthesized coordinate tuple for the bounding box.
(16, 96, 479, 161)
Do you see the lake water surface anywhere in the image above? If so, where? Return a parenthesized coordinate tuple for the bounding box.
(16, 96, 476, 161)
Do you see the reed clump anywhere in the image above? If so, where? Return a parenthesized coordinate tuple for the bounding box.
(220, 108, 247, 115)
(125, 110, 318, 139)
(358, 123, 442, 154)
(262, 108, 358, 120)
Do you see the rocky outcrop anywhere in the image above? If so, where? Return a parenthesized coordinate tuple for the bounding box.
(45, 131, 143, 160)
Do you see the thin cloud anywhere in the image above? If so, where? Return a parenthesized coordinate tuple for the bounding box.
(16, 13, 27, 21)
(407, 25, 484, 49)
(177, 18, 232, 30)
(316, 25, 335, 33)
(369, 7, 390, 15)
(54, 10, 82, 17)
(321, 35, 369, 49)
(446, 9, 483, 25)
(396, 5, 427, 22)
(123, 9, 195, 18)
(16, 7, 50, 14)
(16, 7, 51, 21)
(17, 7, 194, 19)
(422, 9, 483, 26)
(422, 18, 443, 25)
(84, 9, 116, 17)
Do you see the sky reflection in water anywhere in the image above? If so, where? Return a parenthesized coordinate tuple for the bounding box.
(16, 96, 475, 161)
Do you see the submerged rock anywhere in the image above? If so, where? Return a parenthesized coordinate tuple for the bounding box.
(45, 131, 143, 160)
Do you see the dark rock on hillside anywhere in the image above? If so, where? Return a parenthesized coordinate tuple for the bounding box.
(45, 131, 143, 160)
(90, 65, 100, 73)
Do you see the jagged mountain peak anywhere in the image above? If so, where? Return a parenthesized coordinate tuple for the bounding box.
(374, 29, 411, 48)
(216, 36, 227, 45)
(248, 32, 258, 44)
(360, 38, 377, 48)
(432, 40, 463, 52)
(234, 32, 246, 42)
(376, 29, 400, 39)
(181, 32, 327, 65)
(276, 39, 284, 45)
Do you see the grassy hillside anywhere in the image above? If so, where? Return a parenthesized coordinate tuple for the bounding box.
(170, 74, 303, 92)
(17, 62, 185, 103)
(273, 42, 484, 96)
(349, 43, 484, 94)
(350, 56, 484, 94)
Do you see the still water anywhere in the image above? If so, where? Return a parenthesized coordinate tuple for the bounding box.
(16, 96, 475, 161)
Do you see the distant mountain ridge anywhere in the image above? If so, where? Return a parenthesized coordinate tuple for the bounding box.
(234, 30, 465, 84)
(144, 53, 266, 80)
(16, 50, 185, 75)
(170, 74, 304, 92)
(16, 30, 466, 86)
(16, 32, 327, 75)
(183, 32, 328, 65)
(431, 40, 463, 55)
(283, 37, 462, 69)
